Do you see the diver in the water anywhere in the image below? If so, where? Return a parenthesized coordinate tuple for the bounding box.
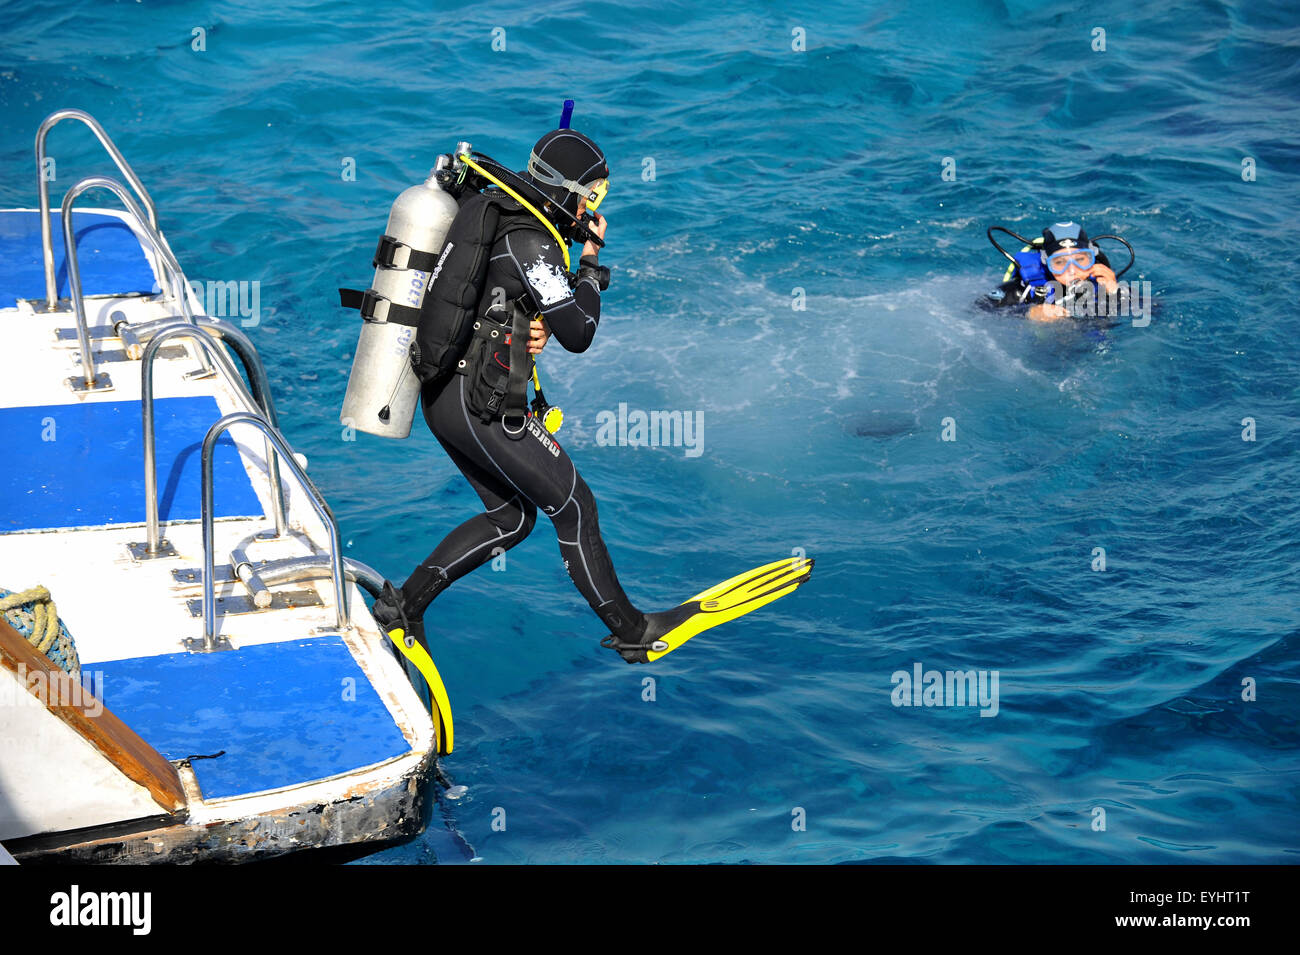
(984, 221, 1134, 323)
(370, 126, 812, 668)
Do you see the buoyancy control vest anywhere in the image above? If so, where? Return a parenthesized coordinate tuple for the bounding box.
(408, 193, 543, 384)
(407, 190, 501, 387)
(411, 193, 556, 438)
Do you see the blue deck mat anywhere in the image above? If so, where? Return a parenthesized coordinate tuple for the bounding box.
(0, 210, 157, 308)
(0, 396, 263, 532)
(86, 637, 412, 800)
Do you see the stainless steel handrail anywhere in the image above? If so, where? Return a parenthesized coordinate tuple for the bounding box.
(58, 175, 212, 389)
(191, 316, 282, 428)
(130, 314, 282, 427)
(253, 555, 386, 601)
(35, 109, 159, 311)
(196, 412, 349, 652)
(141, 324, 288, 556)
(119, 314, 279, 426)
(187, 317, 288, 535)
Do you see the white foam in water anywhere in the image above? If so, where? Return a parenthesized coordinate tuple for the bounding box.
(626, 264, 1069, 419)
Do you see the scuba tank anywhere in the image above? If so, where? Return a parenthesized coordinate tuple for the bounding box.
(338, 150, 466, 439)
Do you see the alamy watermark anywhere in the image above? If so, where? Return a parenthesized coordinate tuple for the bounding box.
(595, 402, 704, 458)
(1, 663, 103, 717)
(49, 885, 151, 935)
(153, 278, 261, 327)
(891, 662, 1000, 717)
(1048, 279, 1153, 327)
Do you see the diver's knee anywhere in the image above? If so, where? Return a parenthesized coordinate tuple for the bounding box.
(485, 495, 534, 539)
(546, 477, 596, 535)
(518, 500, 538, 539)
(570, 474, 598, 516)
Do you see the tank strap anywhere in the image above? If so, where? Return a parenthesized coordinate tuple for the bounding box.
(339, 229, 460, 325)
(337, 287, 422, 326)
(372, 234, 442, 272)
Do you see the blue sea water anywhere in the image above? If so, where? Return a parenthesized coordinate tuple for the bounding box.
(2, 0, 1297, 864)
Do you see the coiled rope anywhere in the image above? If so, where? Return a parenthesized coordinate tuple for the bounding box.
(0, 586, 80, 677)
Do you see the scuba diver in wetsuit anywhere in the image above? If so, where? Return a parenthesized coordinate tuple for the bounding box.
(371, 129, 812, 668)
(984, 221, 1134, 322)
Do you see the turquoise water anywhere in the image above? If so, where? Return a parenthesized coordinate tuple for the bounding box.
(3, 0, 1297, 863)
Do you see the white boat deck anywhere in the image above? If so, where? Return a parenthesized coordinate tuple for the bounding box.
(0, 198, 441, 859)
(0, 280, 354, 662)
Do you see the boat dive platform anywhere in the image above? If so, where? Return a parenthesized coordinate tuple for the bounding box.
(0, 108, 454, 863)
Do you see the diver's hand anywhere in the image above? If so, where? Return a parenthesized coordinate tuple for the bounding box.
(582, 213, 607, 260)
(527, 318, 550, 355)
(1088, 263, 1119, 294)
(1028, 303, 1069, 322)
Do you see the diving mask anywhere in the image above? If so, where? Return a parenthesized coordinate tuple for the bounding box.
(1045, 248, 1095, 274)
(527, 152, 609, 210)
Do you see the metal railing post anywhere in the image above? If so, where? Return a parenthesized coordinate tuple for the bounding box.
(57, 175, 213, 389)
(139, 324, 288, 557)
(192, 411, 348, 652)
(35, 109, 159, 311)
(177, 316, 287, 535)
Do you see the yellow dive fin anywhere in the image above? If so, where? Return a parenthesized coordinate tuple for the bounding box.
(602, 556, 814, 663)
(386, 627, 454, 755)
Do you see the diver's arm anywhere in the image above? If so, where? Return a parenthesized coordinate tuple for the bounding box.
(544, 260, 603, 353)
(1028, 303, 1068, 322)
(979, 281, 1032, 315)
(505, 231, 602, 353)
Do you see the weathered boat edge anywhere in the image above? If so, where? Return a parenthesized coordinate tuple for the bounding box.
(8, 748, 436, 864)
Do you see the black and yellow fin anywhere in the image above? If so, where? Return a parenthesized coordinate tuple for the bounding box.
(386, 627, 454, 756)
(604, 556, 814, 663)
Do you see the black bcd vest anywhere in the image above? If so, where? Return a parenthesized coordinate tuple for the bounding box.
(409, 192, 547, 387)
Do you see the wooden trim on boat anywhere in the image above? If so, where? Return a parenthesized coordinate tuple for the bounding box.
(0, 615, 186, 813)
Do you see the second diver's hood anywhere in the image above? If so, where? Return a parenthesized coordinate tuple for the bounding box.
(1041, 221, 1096, 256)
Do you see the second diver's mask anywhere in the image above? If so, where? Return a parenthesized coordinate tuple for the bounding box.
(1039, 221, 1098, 276)
(1046, 248, 1096, 274)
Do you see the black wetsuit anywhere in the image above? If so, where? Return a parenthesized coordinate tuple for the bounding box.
(396, 210, 645, 642)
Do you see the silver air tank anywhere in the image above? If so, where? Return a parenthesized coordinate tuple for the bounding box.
(340, 153, 461, 438)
